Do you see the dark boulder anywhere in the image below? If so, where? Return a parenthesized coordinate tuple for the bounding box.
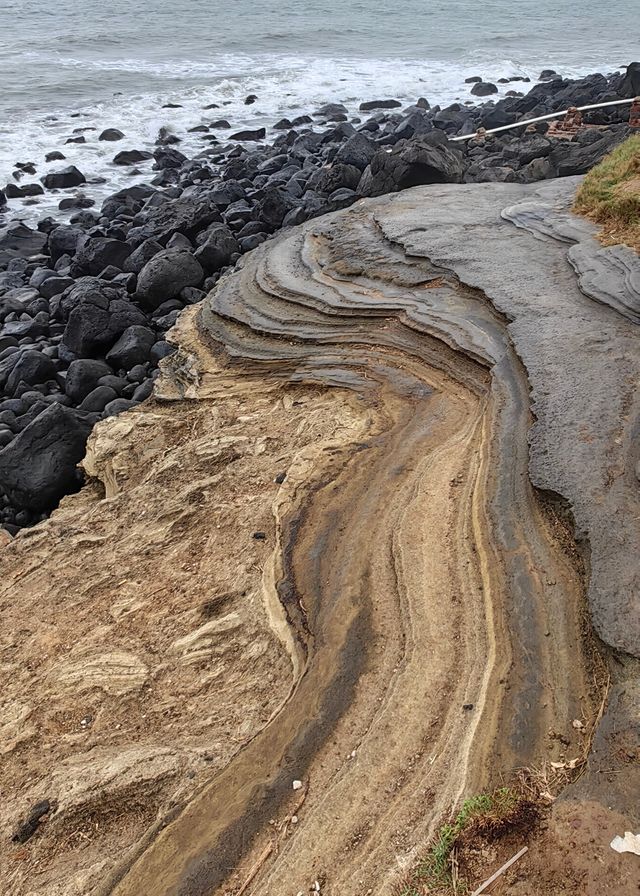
(5, 351, 57, 397)
(471, 82, 498, 96)
(135, 249, 204, 308)
(552, 73, 609, 109)
(48, 225, 86, 264)
(479, 105, 517, 130)
(194, 225, 239, 272)
(166, 232, 192, 251)
(0, 271, 26, 292)
(433, 107, 474, 134)
(315, 102, 349, 117)
(359, 99, 402, 111)
(129, 196, 221, 243)
(334, 132, 378, 171)
(5, 183, 44, 198)
(112, 149, 153, 165)
(62, 284, 148, 356)
(502, 134, 552, 165)
(549, 130, 627, 177)
(208, 181, 247, 208)
(100, 183, 156, 219)
(329, 187, 358, 208)
(308, 163, 361, 194)
(132, 379, 154, 402)
(39, 276, 74, 299)
(79, 385, 118, 412)
(394, 110, 435, 140)
(0, 403, 91, 511)
(230, 128, 266, 141)
(103, 398, 137, 417)
(150, 340, 175, 362)
(106, 326, 156, 369)
(29, 268, 56, 290)
(99, 128, 125, 141)
(618, 61, 640, 98)
(153, 147, 188, 170)
(65, 359, 113, 403)
(70, 237, 131, 277)
(257, 185, 299, 230)
(58, 194, 94, 210)
(45, 151, 66, 162)
(41, 166, 86, 189)
(358, 132, 464, 197)
(518, 157, 554, 183)
(0, 223, 48, 264)
(123, 238, 164, 274)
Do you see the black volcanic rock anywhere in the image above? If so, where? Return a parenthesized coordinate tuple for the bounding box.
(0, 222, 48, 264)
(65, 359, 113, 403)
(358, 132, 464, 196)
(5, 352, 57, 397)
(0, 403, 91, 511)
(62, 284, 147, 356)
(99, 128, 125, 141)
(359, 99, 402, 111)
(113, 150, 153, 165)
(471, 82, 498, 96)
(135, 249, 204, 308)
(618, 61, 640, 97)
(194, 225, 239, 272)
(41, 166, 86, 189)
(106, 325, 156, 368)
(48, 224, 86, 263)
(70, 237, 131, 277)
(230, 128, 266, 141)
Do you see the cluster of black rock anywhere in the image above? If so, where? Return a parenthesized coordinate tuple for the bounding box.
(0, 63, 638, 532)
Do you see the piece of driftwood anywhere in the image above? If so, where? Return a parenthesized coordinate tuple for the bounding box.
(470, 845, 529, 895)
(236, 843, 274, 896)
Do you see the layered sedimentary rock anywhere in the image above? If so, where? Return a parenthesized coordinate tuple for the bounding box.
(2, 178, 639, 896)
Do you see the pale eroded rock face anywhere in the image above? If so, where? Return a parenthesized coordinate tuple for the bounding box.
(0, 309, 367, 895)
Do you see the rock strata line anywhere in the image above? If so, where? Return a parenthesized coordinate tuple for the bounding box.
(102, 177, 634, 895)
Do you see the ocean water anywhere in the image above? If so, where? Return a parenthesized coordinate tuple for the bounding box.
(1, 0, 639, 221)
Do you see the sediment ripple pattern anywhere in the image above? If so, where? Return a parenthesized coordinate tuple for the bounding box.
(107, 177, 639, 896)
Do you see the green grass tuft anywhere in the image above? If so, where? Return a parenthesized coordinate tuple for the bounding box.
(397, 787, 523, 895)
(574, 135, 640, 250)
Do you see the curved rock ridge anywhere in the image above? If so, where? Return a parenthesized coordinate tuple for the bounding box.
(502, 189, 640, 325)
(100, 178, 637, 895)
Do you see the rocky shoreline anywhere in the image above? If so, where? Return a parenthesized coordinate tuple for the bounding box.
(0, 62, 638, 532)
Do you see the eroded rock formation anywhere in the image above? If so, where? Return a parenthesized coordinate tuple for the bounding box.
(1, 178, 638, 896)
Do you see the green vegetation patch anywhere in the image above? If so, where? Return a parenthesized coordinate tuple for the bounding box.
(397, 787, 531, 896)
(574, 134, 640, 250)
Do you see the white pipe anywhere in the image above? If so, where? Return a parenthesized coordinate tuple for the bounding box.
(450, 96, 637, 142)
